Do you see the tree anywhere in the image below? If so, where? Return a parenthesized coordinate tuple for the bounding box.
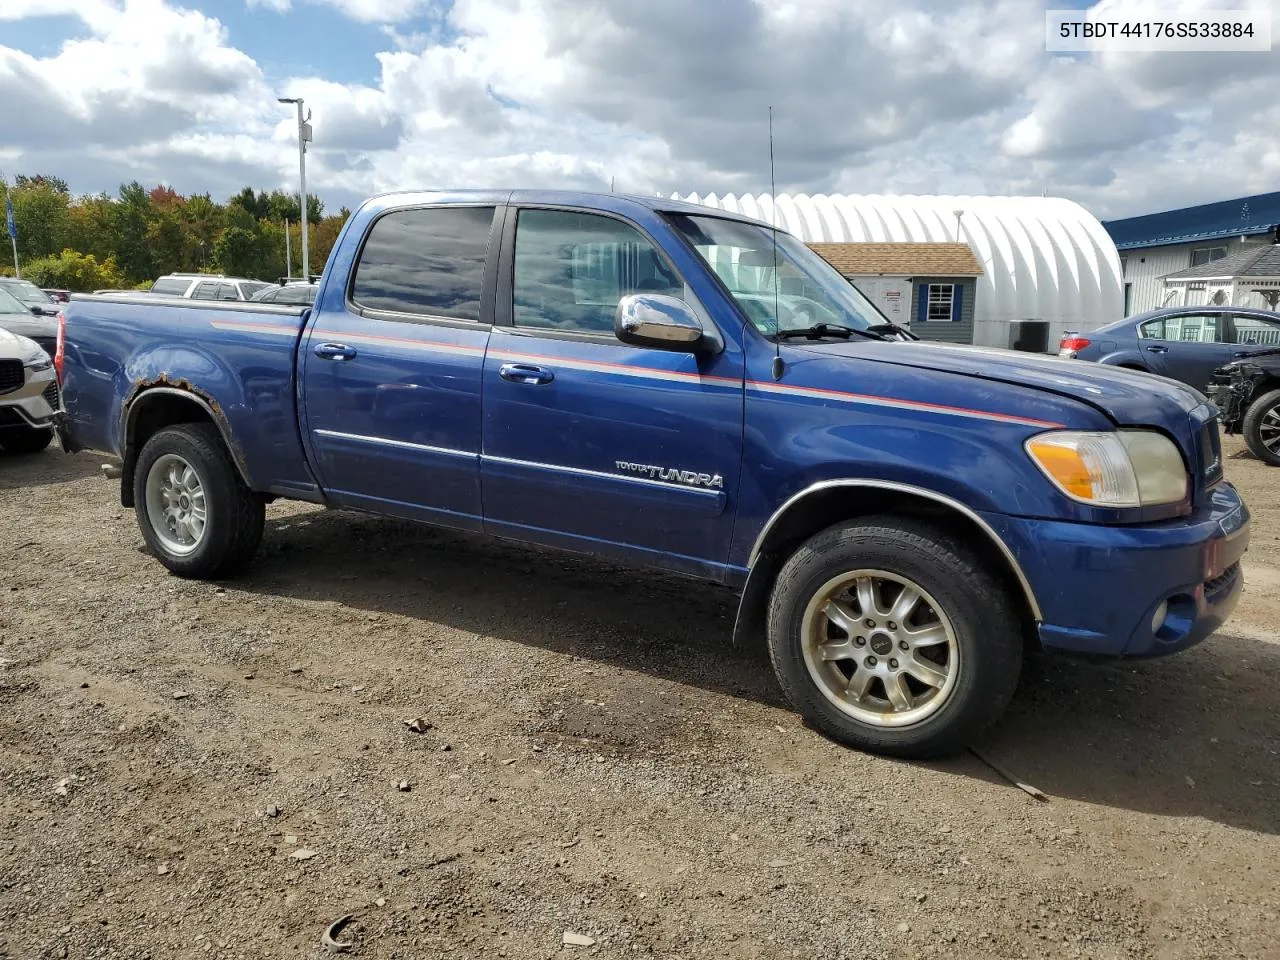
(22, 249, 125, 291)
(1, 180, 72, 260)
(111, 181, 155, 284)
(213, 226, 261, 278)
(15, 174, 69, 194)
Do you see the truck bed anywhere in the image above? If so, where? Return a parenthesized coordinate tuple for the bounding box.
(60, 294, 322, 500)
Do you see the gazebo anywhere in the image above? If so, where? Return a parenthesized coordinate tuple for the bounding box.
(1162, 244, 1280, 310)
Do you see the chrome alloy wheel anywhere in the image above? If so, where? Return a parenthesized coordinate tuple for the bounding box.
(800, 569, 959, 728)
(144, 453, 208, 555)
(1259, 402, 1280, 454)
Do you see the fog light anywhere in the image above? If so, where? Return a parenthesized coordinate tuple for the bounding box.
(1151, 600, 1169, 633)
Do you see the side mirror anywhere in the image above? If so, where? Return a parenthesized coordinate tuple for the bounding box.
(614, 294, 704, 351)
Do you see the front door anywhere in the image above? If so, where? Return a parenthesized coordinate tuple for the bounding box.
(480, 206, 746, 581)
(1137, 312, 1236, 391)
(300, 203, 502, 530)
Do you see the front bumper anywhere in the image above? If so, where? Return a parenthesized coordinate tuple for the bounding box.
(0, 366, 62, 432)
(982, 483, 1250, 658)
(1205, 381, 1244, 430)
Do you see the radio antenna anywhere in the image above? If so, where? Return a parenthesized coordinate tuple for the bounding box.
(769, 106, 784, 381)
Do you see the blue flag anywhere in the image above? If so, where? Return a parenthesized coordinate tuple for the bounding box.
(4, 195, 13, 240)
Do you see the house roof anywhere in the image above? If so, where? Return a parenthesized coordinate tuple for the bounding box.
(808, 242, 984, 277)
(1163, 243, 1280, 281)
(1103, 191, 1280, 251)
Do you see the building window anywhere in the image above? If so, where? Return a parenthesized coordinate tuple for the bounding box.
(1120, 255, 1128, 277)
(1190, 246, 1227, 267)
(926, 283, 954, 321)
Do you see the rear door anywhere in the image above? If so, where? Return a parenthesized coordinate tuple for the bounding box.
(1137, 312, 1235, 391)
(299, 203, 502, 530)
(1228, 311, 1280, 359)
(479, 205, 745, 582)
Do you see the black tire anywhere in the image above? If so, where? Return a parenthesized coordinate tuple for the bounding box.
(1242, 389, 1280, 467)
(133, 423, 264, 578)
(0, 427, 54, 454)
(766, 516, 1023, 759)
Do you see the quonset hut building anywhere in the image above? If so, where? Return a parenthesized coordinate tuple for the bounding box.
(675, 193, 1124, 351)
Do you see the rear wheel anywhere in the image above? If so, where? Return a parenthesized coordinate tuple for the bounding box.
(0, 427, 54, 454)
(1243, 389, 1280, 466)
(133, 423, 264, 578)
(766, 517, 1023, 759)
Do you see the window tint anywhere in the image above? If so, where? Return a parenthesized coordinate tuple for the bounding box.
(513, 209, 682, 334)
(253, 288, 280, 303)
(152, 277, 190, 295)
(191, 282, 221, 300)
(240, 282, 270, 298)
(1234, 313, 1280, 346)
(351, 206, 495, 321)
(1142, 314, 1224, 343)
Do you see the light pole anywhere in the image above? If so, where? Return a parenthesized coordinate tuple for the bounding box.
(278, 97, 312, 280)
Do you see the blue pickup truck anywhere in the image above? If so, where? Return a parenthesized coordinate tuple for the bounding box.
(56, 190, 1250, 758)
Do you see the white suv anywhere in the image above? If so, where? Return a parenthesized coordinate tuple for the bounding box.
(0, 327, 62, 454)
(150, 274, 272, 301)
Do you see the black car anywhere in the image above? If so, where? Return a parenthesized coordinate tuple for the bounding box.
(1208, 352, 1280, 465)
(0, 277, 60, 316)
(0, 286, 57, 357)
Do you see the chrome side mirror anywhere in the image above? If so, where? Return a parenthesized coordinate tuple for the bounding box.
(614, 294, 704, 351)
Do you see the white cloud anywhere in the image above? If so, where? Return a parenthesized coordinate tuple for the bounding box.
(1, 0, 1280, 220)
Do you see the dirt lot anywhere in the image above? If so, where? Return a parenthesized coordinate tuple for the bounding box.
(1, 439, 1277, 960)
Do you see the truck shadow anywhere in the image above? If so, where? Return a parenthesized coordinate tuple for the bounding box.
(239, 508, 1280, 837)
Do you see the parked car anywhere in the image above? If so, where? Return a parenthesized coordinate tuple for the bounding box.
(1208, 350, 1280, 465)
(250, 281, 318, 306)
(0, 286, 57, 357)
(150, 273, 272, 301)
(42, 288, 71, 303)
(1058, 305, 1280, 393)
(0, 325, 62, 454)
(0, 277, 60, 316)
(56, 190, 1249, 759)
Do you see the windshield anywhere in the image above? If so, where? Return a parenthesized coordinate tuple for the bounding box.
(0, 279, 53, 306)
(0, 287, 31, 316)
(666, 214, 887, 335)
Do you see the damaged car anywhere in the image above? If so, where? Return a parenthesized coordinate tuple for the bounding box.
(1209, 350, 1280, 465)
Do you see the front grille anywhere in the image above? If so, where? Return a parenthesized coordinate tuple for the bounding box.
(1204, 562, 1240, 599)
(42, 381, 60, 410)
(0, 359, 22, 395)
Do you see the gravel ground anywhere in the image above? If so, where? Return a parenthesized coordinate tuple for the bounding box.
(1, 437, 1278, 960)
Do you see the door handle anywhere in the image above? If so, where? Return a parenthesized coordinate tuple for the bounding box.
(499, 363, 554, 385)
(1145, 345, 1168, 354)
(314, 342, 357, 361)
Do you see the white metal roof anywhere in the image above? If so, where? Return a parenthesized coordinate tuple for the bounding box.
(674, 193, 1123, 344)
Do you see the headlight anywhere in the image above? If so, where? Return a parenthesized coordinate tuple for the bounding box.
(1025, 430, 1188, 507)
(23, 352, 52, 373)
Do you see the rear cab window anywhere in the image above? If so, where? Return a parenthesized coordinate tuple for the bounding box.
(350, 206, 497, 322)
(151, 278, 190, 295)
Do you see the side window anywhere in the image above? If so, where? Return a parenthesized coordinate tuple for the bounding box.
(191, 282, 220, 300)
(152, 278, 188, 295)
(1234, 314, 1280, 346)
(1156, 314, 1224, 343)
(217, 283, 239, 301)
(256, 288, 279, 303)
(351, 206, 495, 322)
(512, 209, 682, 334)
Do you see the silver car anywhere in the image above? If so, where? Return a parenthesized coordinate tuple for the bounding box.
(0, 326, 63, 454)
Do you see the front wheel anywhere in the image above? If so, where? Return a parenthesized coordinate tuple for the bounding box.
(0, 427, 54, 454)
(133, 423, 265, 578)
(1242, 389, 1280, 466)
(766, 517, 1023, 759)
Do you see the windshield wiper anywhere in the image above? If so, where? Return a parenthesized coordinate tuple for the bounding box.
(865, 321, 919, 341)
(775, 323, 887, 342)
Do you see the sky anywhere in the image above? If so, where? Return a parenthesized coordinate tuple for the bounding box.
(0, 0, 1278, 221)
